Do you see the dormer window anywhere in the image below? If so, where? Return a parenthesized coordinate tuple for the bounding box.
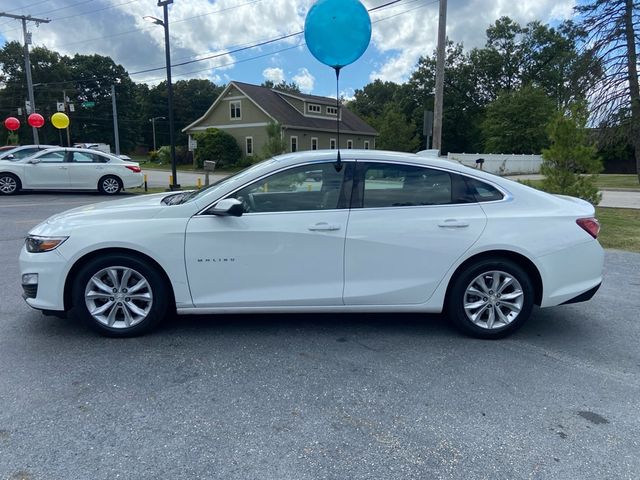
(307, 103, 321, 114)
(327, 106, 338, 116)
(230, 101, 241, 120)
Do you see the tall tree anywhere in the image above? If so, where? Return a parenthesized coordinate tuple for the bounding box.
(372, 105, 420, 152)
(261, 80, 301, 93)
(143, 79, 222, 149)
(470, 17, 600, 106)
(482, 85, 556, 154)
(577, 0, 640, 182)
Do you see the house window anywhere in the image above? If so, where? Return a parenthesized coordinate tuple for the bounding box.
(245, 137, 253, 156)
(364, 140, 370, 150)
(347, 140, 353, 149)
(230, 101, 241, 120)
(307, 104, 321, 114)
(330, 138, 336, 149)
(327, 106, 338, 116)
(290, 136, 298, 152)
(311, 137, 318, 150)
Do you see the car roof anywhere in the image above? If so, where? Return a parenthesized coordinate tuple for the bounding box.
(270, 149, 471, 173)
(35, 147, 116, 156)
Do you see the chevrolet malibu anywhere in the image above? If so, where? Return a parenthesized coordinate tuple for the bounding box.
(19, 150, 604, 338)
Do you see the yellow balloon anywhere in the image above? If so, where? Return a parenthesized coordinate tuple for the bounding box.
(51, 112, 70, 129)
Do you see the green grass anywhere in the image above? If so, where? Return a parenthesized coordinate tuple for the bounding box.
(596, 207, 640, 253)
(594, 174, 640, 190)
(521, 175, 639, 190)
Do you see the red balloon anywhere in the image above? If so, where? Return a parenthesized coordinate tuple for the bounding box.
(28, 113, 45, 128)
(4, 117, 20, 131)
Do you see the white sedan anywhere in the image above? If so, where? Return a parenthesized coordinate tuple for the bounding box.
(0, 147, 143, 195)
(19, 150, 604, 338)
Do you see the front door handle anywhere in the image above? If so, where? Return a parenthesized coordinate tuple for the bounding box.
(438, 219, 469, 228)
(308, 222, 341, 232)
(58, 166, 68, 170)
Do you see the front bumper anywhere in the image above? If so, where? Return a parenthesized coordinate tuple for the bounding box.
(19, 245, 68, 312)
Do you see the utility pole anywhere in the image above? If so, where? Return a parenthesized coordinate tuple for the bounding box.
(0, 12, 51, 145)
(149, 116, 165, 151)
(432, 0, 447, 153)
(144, 0, 178, 189)
(111, 84, 121, 155)
(62, 89, 71, 146)
(161, 0, 178, 189)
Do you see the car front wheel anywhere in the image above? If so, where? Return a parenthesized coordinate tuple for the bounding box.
(98, 175, 122, 195)
(71, 254, 169, 337)
(0, 173, 21, 195)
(447, 258, 534, 339)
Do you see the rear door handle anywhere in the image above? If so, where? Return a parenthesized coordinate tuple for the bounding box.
(58, 166, 68, 170)
(438, 219, 469, 228)
(308, 222, 341, 232)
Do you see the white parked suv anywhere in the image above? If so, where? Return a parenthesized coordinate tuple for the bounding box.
(0, 147, 143, 195)
(19, 150, 604, 338)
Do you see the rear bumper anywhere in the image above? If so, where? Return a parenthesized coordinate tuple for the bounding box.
(561, 282, 601, 305)
(537, 240, 604, 308)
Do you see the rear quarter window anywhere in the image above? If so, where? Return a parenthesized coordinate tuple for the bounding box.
(465, 177, 504, 202)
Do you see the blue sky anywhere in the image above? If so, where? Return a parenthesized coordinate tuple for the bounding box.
(0, 0, 577, 98)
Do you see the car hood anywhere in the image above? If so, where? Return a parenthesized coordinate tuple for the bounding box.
(29, 193, 170, 236)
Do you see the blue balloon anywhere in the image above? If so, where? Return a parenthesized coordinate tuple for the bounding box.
(304, 0, 372, 69)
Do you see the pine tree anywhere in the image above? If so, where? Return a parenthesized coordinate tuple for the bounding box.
(541, 103, 603, 204)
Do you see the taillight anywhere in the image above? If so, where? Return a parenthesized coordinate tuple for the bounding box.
(125, 165, 141, 173)
(576, 217, 600, 239)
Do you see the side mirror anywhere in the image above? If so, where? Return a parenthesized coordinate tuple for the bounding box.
(5, 154, 15, 160)
(209, 198, 244, 217)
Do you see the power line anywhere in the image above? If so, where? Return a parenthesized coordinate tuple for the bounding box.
(53, 0, 265, 48)
(35, 0, 98, 16)
(1, 0, 142, 33)
(4, 0, 51, 14)
(18, 0, 427, 88)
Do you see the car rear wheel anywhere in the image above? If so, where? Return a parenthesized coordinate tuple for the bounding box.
(98, 175, 122, 195)
(0, 173, 21, 195)
(447, 258, 534, 339)
(71, 254, 169, 337)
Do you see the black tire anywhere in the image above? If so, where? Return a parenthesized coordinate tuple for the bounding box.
(446, 257, 534, 339)
(0, 172, 21, 195)
(98, 175, 122, 195)
(70, 253, 170, 337)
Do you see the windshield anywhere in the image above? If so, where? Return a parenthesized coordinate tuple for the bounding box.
(177, 158, 277, 204)
(0, 147, 45, 161)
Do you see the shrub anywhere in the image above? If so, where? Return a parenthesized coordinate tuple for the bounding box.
(193, 128, 242, 168)
(540, 102, 603, 205)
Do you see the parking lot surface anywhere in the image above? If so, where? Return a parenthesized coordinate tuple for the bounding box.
(1, 193, 639, 480)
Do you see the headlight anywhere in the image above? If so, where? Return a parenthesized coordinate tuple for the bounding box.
(25, 235, 68, 253)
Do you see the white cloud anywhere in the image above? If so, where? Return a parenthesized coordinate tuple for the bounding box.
(367, 0, 576, 83)
(293, 67, 315, 92)
(262, 67, 285, 83)
(1, 0, 579, 91)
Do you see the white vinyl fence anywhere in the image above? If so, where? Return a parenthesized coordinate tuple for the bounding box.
(447, 153, 543, 175)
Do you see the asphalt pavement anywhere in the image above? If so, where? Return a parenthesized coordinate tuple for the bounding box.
(1, 193, 639, 480)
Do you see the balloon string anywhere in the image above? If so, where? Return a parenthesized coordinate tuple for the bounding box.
(335, 66, 342, 172)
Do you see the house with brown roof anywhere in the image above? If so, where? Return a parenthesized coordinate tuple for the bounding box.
(182, 81, 378, 157)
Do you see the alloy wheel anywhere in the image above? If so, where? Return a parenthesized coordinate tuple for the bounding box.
(0, 175, 17, 194)
(84, 266, 153, 329)
(463, 270, 524, 330)
(102, 177, 120, 194)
